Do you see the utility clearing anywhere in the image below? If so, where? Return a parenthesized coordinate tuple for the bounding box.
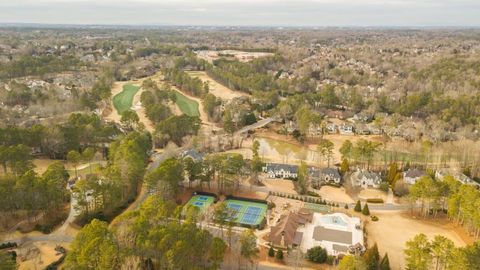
(186, 71, 249, 101)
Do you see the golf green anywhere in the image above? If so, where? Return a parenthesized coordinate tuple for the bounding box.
(174, 91, 200, 117)
(113, 84, 140, 115)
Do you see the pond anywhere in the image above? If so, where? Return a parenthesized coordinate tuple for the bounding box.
(256, 137, 319, 164)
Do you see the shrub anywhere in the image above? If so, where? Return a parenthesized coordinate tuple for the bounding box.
(276, 249, 284, 260)
(362, 203, 370, 216)
(354, 200, 362, 212)
(268, 246, 275, 257)
(371, 215, 379, 221)
(306, 246, 328, 263)
(344, 204, 349, 209)
(0, 242, 17, 250)
(326, 255, 335, 265)
(366, 198, 384, 204)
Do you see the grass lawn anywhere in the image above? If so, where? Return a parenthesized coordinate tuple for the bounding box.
(113, 84, 140, 114)
(67, 163, 102, 178)
(174, 91, 200, 117)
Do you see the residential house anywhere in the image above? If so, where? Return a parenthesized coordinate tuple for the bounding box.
(436, 169, 480, 189)
(311, 167, 342, 188)
(355, 124, 370, 135)
(308, 123, 323, 137)
(353, 113, 374, 123)
(339, 123, 354, 135)
(263, 163, 299, 179)
(326, 123, 337, 134)
(297, 212, 365, 256)
(269, 210, 313, 248)
(403, 168, 426, 185)
(351, 170, 382, 189)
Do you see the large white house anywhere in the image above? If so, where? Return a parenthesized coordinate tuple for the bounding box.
(351, 170, 382, 189)
(298, 212, 364, 256)
(262, 163, 299, 179)
(310, 167, 342, 188)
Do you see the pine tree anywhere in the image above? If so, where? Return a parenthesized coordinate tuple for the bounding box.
(354, 200, 362, 212)
(276, 249, 284, 260)
(268, 246, 275, 257)
(364, 243, 380, 270)
(379, 253, 391, 270)
(362, 203, 370, 216)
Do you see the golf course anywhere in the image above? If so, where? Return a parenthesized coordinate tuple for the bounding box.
(113, 84, 141, 114)
(174, 91, 200, 117)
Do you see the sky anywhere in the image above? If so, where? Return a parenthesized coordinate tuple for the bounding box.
(0, 0, 479, 27)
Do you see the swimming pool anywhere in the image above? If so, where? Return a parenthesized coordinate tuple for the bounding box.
(319, 215, 348, 227)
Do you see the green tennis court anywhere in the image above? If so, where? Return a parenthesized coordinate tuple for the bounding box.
(185, 195, 215, 214)
(225, 199, 268, 226)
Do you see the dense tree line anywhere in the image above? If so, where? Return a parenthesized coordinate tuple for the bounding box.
(409, 175, 480, 239)
(164, 68, 207, 97)
(404, 233, 480, 270)
(80, 69, 116, 110)
(0, 55, 82, 79)
(65, 196, 226, 270)
(154, 115, 201, 147)
(206, 56, 283, 94)
(0, 113, 118, 160)
(74, 131, 151, 224)
(0, 162, 70, 228)
(140, 79, 175, 124)
(44, 113, 119, 159)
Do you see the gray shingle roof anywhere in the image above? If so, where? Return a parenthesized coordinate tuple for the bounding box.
(265, 163, 299, 173)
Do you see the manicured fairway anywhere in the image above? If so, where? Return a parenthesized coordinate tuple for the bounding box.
(185, 195, 215, 214)
(174, 91, 200, 117)
(113, 84, 140, 114)
(224, 199, 268, 226)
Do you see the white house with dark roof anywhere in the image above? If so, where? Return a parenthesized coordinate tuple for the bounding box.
(298, 212, 364, 256)
(310, 167, 342, 188)
(263, 163, 299, 179)
(351, 170, 382, 189)
(403, 168, 426, 185)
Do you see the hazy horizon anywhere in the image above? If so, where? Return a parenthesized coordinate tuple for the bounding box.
(1, 0, 479, 27)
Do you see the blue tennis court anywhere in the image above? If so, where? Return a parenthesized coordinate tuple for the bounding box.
(224, 199, 268, 226)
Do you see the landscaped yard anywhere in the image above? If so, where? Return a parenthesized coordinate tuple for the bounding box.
(113, 84, 140, 114)
(174, 91, 200, 117)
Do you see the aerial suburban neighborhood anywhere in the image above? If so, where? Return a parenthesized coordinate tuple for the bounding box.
(1, 1, 480, 270)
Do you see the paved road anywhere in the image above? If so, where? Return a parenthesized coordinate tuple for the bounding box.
(235, 117, 276, 136)
(245, 182, 414, 211)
